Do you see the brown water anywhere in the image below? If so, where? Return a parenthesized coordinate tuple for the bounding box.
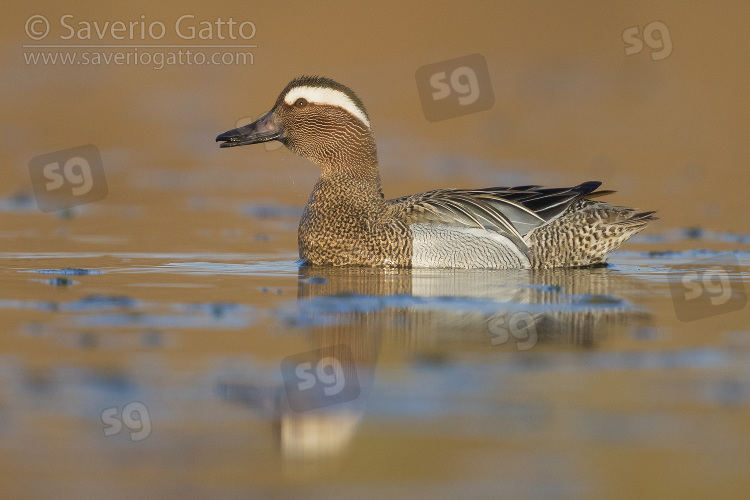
(2, 1, 750, 499)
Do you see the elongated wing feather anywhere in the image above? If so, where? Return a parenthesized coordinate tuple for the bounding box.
(389, 181, 608, 240)
(391, 190, 529, 251)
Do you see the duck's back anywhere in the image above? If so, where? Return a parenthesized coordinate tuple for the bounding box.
(388, 182, 656, 269)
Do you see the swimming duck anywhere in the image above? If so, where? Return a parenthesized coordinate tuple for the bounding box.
(217, 76, 656, 268)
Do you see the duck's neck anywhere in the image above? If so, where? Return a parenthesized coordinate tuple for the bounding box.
(312, 132, 385, 207)
(312, 169, 385, 211)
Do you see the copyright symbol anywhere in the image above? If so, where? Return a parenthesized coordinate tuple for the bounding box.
(25, 15, 50, 41)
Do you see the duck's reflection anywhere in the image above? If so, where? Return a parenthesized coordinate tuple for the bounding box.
(219, 264, 650, 467)
(295, 265, 647, 350)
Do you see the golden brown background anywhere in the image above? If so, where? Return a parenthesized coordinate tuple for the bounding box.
(1, 2, 749, 499)
(3, 1, 749, 241)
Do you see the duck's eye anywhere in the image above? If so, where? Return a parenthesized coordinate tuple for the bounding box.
(294, 98, 308, 108)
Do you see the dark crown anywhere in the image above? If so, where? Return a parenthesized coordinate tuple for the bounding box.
(276, 75, 370, 121)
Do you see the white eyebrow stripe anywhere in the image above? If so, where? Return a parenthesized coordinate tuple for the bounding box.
(284, 86, 370, 128)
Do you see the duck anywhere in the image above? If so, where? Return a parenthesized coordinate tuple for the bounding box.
(216, 76, 656, 269)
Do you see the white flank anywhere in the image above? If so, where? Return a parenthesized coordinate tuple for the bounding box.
(284, 86, 371, 128)
(410, 224, 531, 269)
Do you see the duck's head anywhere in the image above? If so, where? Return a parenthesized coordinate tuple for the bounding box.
(216, 76, 377, 174)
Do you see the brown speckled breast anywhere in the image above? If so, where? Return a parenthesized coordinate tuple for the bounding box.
(298, 175, 412, 267)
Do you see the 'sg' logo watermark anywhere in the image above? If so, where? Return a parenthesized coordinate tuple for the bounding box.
(295, 357, 347, 396)
(669, 254, 746, 321)
(430, 66, 482, 106)
(25, 15, 50, 40)
(415, 53, 495, 122)
(101, 401, 152, 442)
(28, 144, 108, 212)
(281, 345, 360, 412)
(488, 311, 539, 351)
(623, 21, 673, 61)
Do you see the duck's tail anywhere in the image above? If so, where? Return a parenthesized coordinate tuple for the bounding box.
(526, 195, 657, 268)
